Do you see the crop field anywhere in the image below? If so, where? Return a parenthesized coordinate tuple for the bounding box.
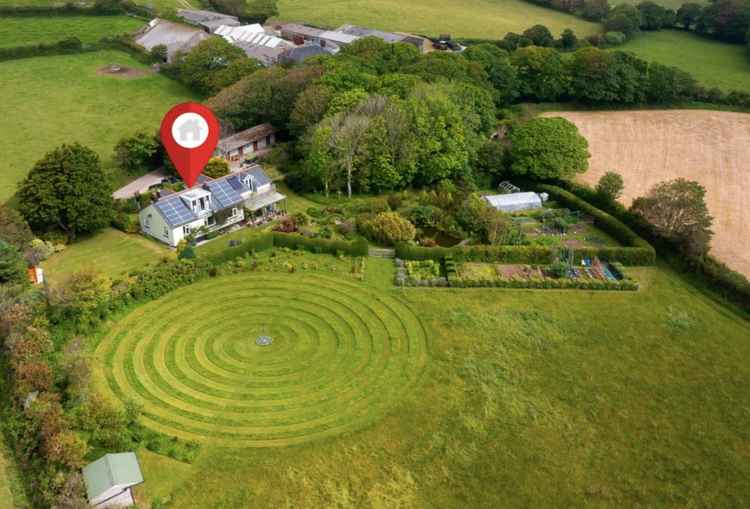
(90, 254, 750, 507)
(0, 50, 198, 203)
(275, 0, 600, 40)
(95, 272, 429, 446)
(0, 15, 144, 47)
(618, 30, 750, 91)
(544, 109, 750, 278)
(42, 228, 172, 286)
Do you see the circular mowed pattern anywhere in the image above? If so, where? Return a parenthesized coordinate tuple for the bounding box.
(97, 273, 429, 447)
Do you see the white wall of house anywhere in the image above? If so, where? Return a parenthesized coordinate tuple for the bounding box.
(139, 204, 245, 247)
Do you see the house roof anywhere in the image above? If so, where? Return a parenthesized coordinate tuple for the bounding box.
(149, 166, 273, 227)
(280, 44, 331, 64)
(83, 453, 143, 502)
(319, 30, 359, 45)
(214, 23, 265, 39)
(336, 24, 405, 43)
(135, 19, 210, 61)
(278, 23, 326, 38)
(237, 43, 286, 65)
(205, 178, 244, 209)
(177, 9, 238, 24)
(217, 124, 276, 153)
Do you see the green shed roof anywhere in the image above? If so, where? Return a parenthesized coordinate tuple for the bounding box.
(82, 452, 144, 501)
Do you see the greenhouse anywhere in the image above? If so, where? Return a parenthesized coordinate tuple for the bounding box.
(483, 192, 548, 213)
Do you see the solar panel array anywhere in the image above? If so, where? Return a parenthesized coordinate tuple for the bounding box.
(206, 180, 244, 209)
(155, 196, 197, 227)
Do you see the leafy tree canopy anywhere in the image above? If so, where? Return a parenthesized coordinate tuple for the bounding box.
(509, 117, 589, 180)
(18, 143, 113, 238)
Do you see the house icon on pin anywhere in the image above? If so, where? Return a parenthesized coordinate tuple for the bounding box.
(177, 118, 204, 143)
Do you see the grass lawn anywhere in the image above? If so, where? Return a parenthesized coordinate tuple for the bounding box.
(275, 0, 600, 40)
(88, 247, 750, 507)
(42, 228, 172, 286)
(0, 50, 199, 204)
(0, 15, 144, 47)
(619, 30, 750, 91)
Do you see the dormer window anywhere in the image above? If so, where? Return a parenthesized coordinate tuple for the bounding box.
(241, 174, 255, 192)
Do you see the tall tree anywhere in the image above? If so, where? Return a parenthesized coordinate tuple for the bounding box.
(18, 143, 113, 238)
(510, 46, 570, 101)
(463, 43, 520, 104)
(596, 171, 625, 202)
(631, 178, 714, 256)
(113, 131, 160, 174)
(0, 204, 33, 251)
(509, 117, 589, 179)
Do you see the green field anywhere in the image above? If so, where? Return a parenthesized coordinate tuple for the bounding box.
(0, 50, 198, 203)
(276, 0, 600, 39)
(95, 271, 428, 446)
(620, 30, 750, 91)
(0, 15, 144, 47)
(42, 228, 172, 285)
(87, 250, 750, 507)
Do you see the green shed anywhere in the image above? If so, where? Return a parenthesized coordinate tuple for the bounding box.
(82, 452, 144, 508)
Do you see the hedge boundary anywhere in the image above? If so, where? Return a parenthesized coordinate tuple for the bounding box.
(549, 179, 750, 314)
(396, 187, 655, 266)
(203, 232, 368, 264)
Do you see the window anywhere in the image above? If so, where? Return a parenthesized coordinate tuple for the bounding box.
(231, 207, 239, 217)
(145, 214, 151, 229)
(183, 225, 191, 236)
(266, 135, 272, 146)
(205, 217, 215, 227)
(162, 227, 168, 239)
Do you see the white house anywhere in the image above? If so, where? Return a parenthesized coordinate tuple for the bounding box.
(484, 192, 548, 213)
(82, 452, 143, 508)
(139, 166, 285, 247)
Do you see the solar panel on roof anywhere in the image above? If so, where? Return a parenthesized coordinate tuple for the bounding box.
(155, 196, 197, 227)
(207, 180, 243, 209)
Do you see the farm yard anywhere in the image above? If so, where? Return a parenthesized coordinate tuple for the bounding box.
(0, 15, 144, 47)
(81, 252, 750, 508)
(275, 0, 600, 40)
(0, 50, 198, 203)
(544, 109, 750, 278)
(618, 30, 750, 92)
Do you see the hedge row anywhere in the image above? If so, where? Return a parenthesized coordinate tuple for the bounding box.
(448, 277, 639, 291)
(203, 232, 368, 264)
(549, 179, 750, 314)
(395, 243, 557, 264)
(272, 232, 369, 257)
(0, 37, 93, 62)
(534, 183, 655, 252)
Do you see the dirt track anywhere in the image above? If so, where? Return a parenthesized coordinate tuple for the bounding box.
(544, 110, 750, 277)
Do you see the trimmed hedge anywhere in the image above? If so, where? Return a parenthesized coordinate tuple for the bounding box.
(450, 276, 638, 291)
(272, 232, 368, 257)
(0, 37, 93, 62)
(395, 243, 556, 264)
(548, 179, 750, 314)
(203, 232, 368, 264)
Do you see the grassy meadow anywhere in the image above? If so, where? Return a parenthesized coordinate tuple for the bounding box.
(619, 30, 750, 91)
(275, 0, 600, 39)
(0, 15, 144, 47)
(0, 50, 198, 203)
(42, 228, 172, 286)
(83, 250, 750, 508)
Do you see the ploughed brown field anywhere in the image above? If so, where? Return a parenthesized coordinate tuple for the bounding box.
(544, 110, 750, 278)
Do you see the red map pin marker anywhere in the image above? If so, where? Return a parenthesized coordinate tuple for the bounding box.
(160, 102, 220, 188)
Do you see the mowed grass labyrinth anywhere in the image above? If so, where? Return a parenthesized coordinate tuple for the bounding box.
(96, 273, 429, 447)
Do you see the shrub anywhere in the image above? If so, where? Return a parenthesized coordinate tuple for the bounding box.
(368, 212, 416, 246)
(271, 233, 368, 257)
(603, 31, 627, 46)
(112, 212, 140, 233)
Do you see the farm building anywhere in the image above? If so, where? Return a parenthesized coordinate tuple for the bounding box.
(82, 452, 143, 508)
(216, 124, 277, 162)
(280, 44, 333, 65)
(135, 19, 210, 62)
(484, 192, 548, 213)
(177, 9, 240, 32)
(277, 23, 326, 46)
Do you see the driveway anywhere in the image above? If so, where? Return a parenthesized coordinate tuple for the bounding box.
(112, 168, 169, 200)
